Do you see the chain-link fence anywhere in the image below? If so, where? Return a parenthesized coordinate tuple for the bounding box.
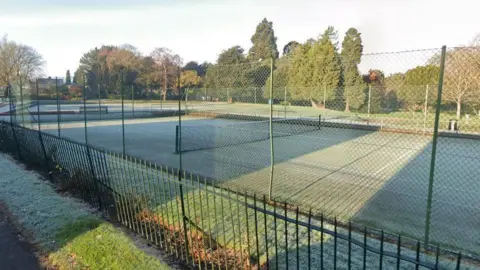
(3, 46, 480, 259)
(0, 120, 474, 269)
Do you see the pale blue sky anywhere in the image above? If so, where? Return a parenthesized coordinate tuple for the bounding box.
(1, 0, 478, 77)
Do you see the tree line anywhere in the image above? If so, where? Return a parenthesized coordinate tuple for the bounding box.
(203, 20, 480, 118)
(2, 18, 479, 118)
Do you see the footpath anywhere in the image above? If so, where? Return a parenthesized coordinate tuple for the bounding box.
(0, 208, 41, 269)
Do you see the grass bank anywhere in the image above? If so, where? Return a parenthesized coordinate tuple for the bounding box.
(0, 153, 172, 270)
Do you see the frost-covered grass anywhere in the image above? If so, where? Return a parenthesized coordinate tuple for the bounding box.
(0, 153, 170, 269)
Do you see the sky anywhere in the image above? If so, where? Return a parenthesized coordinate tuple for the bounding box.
(1, 0, 479, 78)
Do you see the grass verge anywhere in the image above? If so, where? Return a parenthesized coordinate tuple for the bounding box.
(0, 153, 172, 270)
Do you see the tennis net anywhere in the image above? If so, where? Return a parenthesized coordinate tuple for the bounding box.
(176, 117, 320, 153)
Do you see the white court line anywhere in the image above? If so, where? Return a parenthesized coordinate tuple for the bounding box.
(38, 116, 211, 130)
(371, 148, 415, 177)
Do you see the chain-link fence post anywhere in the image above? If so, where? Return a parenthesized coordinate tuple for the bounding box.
(185, 87, 189, 114)
(121, 71, 126, 155)
(8, 83, 22, 159)
(131, 85, 134, 117)
(176, 66, 190, 263)
(268, 58, 275, 201)
(36, 78, 48, 166)
(56, 77, 61, 137)
(83, 75, 89, 146)
(98, 84, 102, 120)
(148, 83, 152, 112)
(423, 84, 429, 134)
(19, 73, 24, 126)
(82, 75, 103, 211)
(424, 45, 447, 247)
(368, 85, 371, 119)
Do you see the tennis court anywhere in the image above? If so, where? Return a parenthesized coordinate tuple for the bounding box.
(35, 113, 480, 255)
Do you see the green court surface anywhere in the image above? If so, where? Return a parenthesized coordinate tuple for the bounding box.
(39, 114, 480, 256)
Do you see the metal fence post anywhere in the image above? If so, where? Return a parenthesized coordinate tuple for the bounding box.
(8, 83, 22, 160)
(424, 45, 446, 246)
(83, 76, 89, 146)
(98, 84, 102, 120)
(36, 79, 49, 166)
(368, 85, 372, 118)
(185, 88, 189, 114)
(176, 67, 190, 263)
(83, 75, 103, 211)
(284, 86, 287, 118)
(19, 73, 25, 126)
(268, 57, 275, 201)
(423, 84, 429, 134)
(56, 77, 61, 137)
(131, 85, 134, 117)
(121, 72, 126, 155)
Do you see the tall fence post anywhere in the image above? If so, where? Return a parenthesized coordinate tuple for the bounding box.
(185, 88, 189, 114)
(424, 45, 446, 247)
(98, 84, 102, 120)
(148, 83, 152, 112)
(423, 84, 429, 134)
(83, 76, 89, 146)
(176, 67, 190, 263)
(19, 73, 25, 126)
(131, 85, 134, 117)
(83, 75, 103, 210)
(36, 79, 49, 166)
(368, 85, 372, 119)
(56, 77, 61, 137)
(284, 86, 287, 118)
(268, 58, 275, 201)
(8, 83, 22, 160)
(121, 72, 126, 156)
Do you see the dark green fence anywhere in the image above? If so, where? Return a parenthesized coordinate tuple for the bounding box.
(0, 120, 476, 269)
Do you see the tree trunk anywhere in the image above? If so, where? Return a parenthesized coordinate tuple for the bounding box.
(456, 100, 461, 119)
(345, 99, 350, 112)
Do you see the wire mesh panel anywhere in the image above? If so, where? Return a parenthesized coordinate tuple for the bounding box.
(180, 61, 274, 194)
(428, 46, 480, 256)
(248, 49, 443, 247)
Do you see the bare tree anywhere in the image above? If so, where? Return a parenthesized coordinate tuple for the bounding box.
(150, 48, 182, 100)
(443, 47, 480, 118)
(0, 35, 45, 86)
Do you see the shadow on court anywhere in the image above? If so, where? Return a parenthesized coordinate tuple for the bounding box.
(351, 136, 480, 257)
